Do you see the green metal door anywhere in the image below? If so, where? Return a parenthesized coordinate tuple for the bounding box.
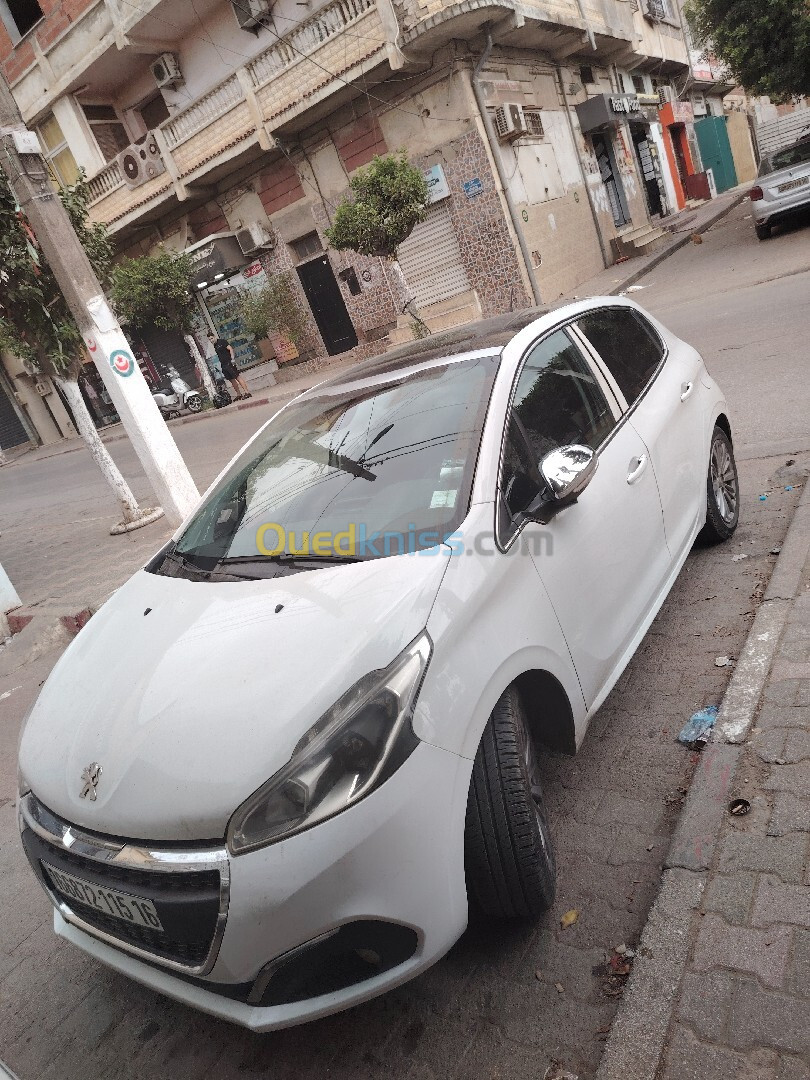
(695, 116, 738, 194)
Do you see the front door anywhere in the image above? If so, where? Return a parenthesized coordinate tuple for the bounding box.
(592, 133, 628, 229)
(631, 125, 664, 217)
(695, 116, 738, 194)
(502, 327, 669, 710)
(297, 255, 358, 356)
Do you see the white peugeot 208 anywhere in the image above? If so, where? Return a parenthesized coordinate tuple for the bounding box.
(18, 298, 739, 1031)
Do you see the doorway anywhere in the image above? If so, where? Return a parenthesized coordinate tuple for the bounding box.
(297, 255, 358, 356)
(591, 133, 629, 228)
(630, 125, 664, 217)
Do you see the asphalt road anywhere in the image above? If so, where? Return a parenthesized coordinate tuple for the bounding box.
(0, 201, 808, 1080)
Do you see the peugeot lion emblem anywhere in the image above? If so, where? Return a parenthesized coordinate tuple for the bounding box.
(79, 763, 102, 801)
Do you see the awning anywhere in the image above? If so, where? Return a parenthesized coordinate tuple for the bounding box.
(575, 93, 659, 133)
(185, 233, 246, 289)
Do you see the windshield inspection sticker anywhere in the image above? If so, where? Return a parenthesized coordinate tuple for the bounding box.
(430, 489, 457, 509)
(440, 459, 465, 483)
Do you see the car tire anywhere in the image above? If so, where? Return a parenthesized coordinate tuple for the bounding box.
(464, 686, 556, 919)
(699, 425, 740, 544)
(755, 223, 771, 241)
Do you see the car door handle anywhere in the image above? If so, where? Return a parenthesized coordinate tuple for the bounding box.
(680, 381, 694, 402)
(626, 454, 648, 485)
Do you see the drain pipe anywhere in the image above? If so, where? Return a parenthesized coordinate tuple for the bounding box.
(555, 64, 611, 270)
(471, 32, 543, 307)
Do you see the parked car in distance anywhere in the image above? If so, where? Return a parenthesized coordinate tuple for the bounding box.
(749, 134, 810, 240)
(18, 299, 739, 1032)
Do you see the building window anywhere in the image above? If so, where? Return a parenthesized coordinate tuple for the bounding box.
(138, 94, 170, 132)
(81, 104, 130, 162)
(291, 232, 323, 262)
(632, 74, 647, 94)
(36, 114, 80, 189)
(0, 0, 43, 43)
(579, 65, 595, 86)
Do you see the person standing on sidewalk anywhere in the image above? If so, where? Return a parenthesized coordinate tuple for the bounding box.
(208, 333, 251, 401)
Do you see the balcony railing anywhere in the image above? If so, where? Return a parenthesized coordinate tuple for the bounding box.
(247, 0, 375, 86)
(86, 0, 384, 227)
(162, 74, 245, 149)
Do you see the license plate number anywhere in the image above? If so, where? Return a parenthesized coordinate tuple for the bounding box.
(777, 176, 808, 192)
(43, 862, 164, 931)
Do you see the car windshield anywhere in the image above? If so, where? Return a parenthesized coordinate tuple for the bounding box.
(760, 138, 810, 175)
(161, 353, 499, 573)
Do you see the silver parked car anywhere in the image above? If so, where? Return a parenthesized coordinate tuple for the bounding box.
(750, 134, 810, 240)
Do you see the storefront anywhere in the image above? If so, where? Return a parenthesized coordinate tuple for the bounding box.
(186, 233, 276, 373)
(576, 93, 668, 225)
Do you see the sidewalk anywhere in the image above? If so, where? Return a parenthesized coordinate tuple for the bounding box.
(570, 184, 750, 301)
(597, 474, 810, 1080)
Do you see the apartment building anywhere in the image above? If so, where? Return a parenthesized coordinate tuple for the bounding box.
(1, 0, 709, 444)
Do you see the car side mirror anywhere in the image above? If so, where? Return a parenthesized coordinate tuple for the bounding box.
(521, 445, 598, 525)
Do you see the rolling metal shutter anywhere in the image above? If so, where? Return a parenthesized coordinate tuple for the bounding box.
(0, 380, 29, 450)
(397, 204, 470, 308)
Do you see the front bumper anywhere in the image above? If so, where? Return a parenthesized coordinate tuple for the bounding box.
(20, 741, 471, 1031)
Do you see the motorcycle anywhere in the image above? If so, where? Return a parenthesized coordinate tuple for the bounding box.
(152, 371, 204, 420)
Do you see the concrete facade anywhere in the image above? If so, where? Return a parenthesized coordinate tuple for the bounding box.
(1, 0, 702, 380)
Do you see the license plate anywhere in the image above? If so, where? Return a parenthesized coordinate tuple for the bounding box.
(43, 862, 164, 931)
(777, 176, 809, 192)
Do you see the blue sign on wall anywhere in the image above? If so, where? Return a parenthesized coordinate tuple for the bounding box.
(463, 177, 484, 198)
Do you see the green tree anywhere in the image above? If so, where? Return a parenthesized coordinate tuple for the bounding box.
(0, 169, 151, 528)
(237, 273, 310, 348)
(108, 250, 219, 402)
(109, 251, 195, 332)
(325, 151, 429, 258)
(325, 152, 430, 332)
(684, 0, 810, 101)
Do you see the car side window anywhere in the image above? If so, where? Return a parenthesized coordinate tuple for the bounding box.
(497, 329, 617, 545)
(575, 307, 664, 406)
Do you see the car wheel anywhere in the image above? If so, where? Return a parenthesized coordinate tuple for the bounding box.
(464, 686, 556, 918)
(755, 223, 771, 241)
(700, 425, 740, 543)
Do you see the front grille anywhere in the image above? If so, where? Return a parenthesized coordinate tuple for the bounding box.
(22, 824, 223, 970)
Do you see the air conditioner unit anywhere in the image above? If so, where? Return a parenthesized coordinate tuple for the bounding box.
(645, 0, 666, 20)
(236, 221, 276, 255)
(495, 103, 529, 141)
(233, 0, 273, 30)
(21, 357, 41, 377)
(116, 134, 166, 190)
(150, 53, 183, 88)
(35, 379, 51, 397)
(657, 85, 674, 104)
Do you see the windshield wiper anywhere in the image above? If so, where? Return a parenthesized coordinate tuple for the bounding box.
(216, 552, 362, 567)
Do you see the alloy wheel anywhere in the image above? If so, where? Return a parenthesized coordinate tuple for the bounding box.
(711, 435, 738, 526)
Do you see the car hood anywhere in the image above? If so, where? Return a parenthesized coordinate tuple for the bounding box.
(19, 551, 450, 843)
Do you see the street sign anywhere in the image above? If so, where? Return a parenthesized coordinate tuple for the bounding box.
(463, 177, 484, 198)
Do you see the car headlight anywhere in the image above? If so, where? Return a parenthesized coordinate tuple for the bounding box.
(227, 632, 432, 855)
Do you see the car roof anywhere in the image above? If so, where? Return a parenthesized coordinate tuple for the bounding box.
(307, 304, 570, 394)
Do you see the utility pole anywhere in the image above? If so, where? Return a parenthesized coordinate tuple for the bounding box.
(0, 76, 200, 527)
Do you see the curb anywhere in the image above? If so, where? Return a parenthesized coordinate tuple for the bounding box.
(605, 191, 748, 296)
(595, 475, 810, 1080)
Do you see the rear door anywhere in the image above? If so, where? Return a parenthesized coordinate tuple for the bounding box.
(573, 305, 706, 564)
(499, 327, 670, 710)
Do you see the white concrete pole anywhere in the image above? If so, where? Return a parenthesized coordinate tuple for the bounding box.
(80, 310, 200, 525)
(184, 333, 218, 401)
(0, 76, 200, 528)
(0, 561, 21, 614)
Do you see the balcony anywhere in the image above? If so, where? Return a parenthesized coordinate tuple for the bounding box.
(86, 0, 387, 232)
